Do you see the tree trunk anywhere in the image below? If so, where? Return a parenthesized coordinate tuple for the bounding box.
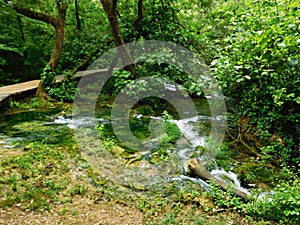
(100, 0, 135, 76)
(187, 158, 249, 201)
(75, 0, 81, 31)
(7, 0, 68, 98)
(17, 15, 25, 41)
(49, 2, 68, 71)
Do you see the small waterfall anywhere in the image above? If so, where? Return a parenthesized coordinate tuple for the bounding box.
(172, 116, 205, 147)
(0, 109, 276, 201)
(211, 169, 251, 196)
(173, 116, 250, 196)
(51, 116, 73, 125)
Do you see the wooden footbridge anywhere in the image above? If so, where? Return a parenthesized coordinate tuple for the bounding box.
(0, 69, 109, 107)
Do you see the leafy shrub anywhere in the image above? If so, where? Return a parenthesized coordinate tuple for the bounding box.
(210, 0, 300, 165)
(40, 66, 77, 102)
(49, 73, 77, 102)
(40, 65, 56, 93)
(207, 182, 244, 210)
(245, 178, 300, 224)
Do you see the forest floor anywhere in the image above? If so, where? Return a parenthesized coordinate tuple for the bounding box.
(0, 196, 143, 225)
(0, 145, 257, 225)
(0, 192, 250, 225)
(0, 198, 253, 225)
(0, 145, 143, 225)
(0, 153, 260, 225)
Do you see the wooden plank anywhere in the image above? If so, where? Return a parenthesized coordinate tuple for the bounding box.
(0, 80, 40, 94)
(0, 94, 10, 103)
(0, 69, 114, 107)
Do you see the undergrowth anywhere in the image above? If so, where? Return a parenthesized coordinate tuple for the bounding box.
(0, 141, 86, 212)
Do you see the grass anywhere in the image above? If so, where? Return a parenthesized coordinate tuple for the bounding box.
(0, 140, 87, 212)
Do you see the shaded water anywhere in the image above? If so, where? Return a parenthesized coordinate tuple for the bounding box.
(0, 109, 72, 148)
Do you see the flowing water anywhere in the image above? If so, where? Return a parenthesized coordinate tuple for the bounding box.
(0, 100, 252, 198)
(172, 116, 251, 196)
(56, 105, 250, 197)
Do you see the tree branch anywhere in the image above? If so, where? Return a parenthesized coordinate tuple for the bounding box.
(133, 0, 143, 29)
(75, 0, 81, 31)
(71, 49, 101, 75)
(13, 6, 57, 27)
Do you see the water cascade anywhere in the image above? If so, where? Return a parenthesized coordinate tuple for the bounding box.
(172, 116, 251, 197)
(51, 114, 251, 198)
(0, 110, 275, 200)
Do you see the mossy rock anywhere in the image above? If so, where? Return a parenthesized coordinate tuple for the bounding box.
(196, 146, 206, 155)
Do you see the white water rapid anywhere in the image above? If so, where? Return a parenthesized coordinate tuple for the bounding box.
(52, 115, 277, 200)
(172, 115, 251, 196)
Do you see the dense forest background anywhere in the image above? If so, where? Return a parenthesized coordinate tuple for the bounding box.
(0, 0, 299, 223)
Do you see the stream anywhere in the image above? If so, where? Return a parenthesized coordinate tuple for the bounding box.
(0, 99, 252, 198)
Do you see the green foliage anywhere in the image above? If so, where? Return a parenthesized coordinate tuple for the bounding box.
(0, 1, 53, 83)
(0, 141, 83, 211)
(40, 65, 56, 92)
(208, 169, 300, 224)
(245, 178, 300, 224)
(162, 111, 181, 144)
(68, 184, 88, 197)
(50, 74, 77, 102)
(137, 105, 155, 116)
(40, 65, 77, 102)
(1, 0, 110, 83)
(10, 97, 50, 110)
(100, 0, 213, 102)
(161, 213, 176, 224)
(210, 0, 300, 165)
(133, 1, 183, 43)
(235, 156, 278, 185)
(207, 182, 244, 210)
(106, 70, 132, 96)
(215, 144, 233, 171)
(95, 123, 118, 151)
(105, 64, 204, 108)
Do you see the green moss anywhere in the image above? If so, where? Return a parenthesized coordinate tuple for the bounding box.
(165, 121, 181, 143)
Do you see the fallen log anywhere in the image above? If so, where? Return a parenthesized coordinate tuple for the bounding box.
(187, 158, 249, 201)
